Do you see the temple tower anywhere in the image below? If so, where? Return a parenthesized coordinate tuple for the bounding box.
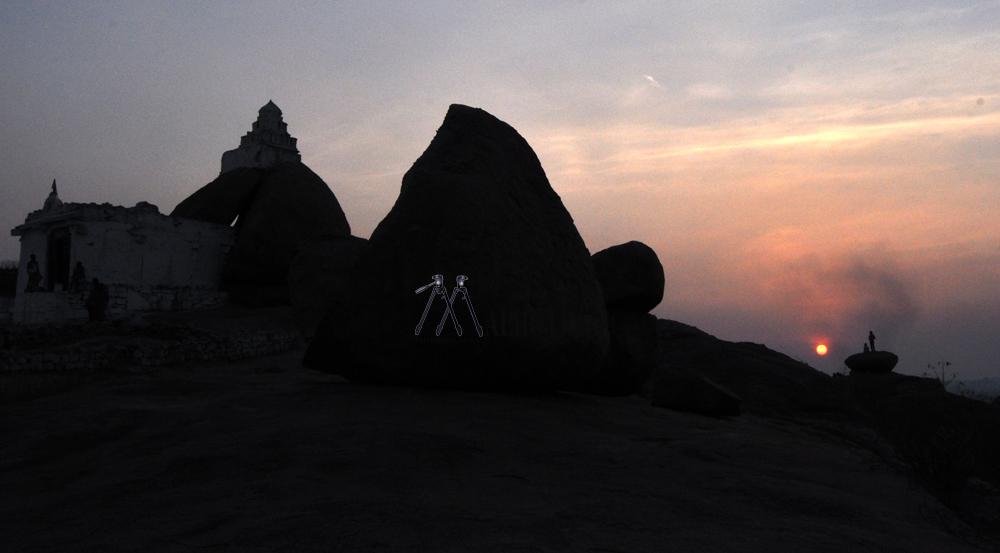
(220, 100, 301, 174)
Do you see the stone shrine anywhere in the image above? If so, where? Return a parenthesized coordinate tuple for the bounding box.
(219, 101, 301, 174)
(9, 184, 235, 324)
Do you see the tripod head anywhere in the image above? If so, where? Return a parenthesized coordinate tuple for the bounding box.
(415, 274, 445, 294)
(455, 275, 469, 288)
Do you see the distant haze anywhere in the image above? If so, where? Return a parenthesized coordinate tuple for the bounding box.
(1, 2, 997, 379)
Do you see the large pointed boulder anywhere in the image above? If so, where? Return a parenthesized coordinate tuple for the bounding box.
(304, 104, 608, 391)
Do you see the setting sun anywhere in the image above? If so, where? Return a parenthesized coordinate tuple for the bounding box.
(816, 344, 828, 356)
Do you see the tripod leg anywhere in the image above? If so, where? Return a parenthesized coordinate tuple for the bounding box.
(415, 288, 439, 335)
(436, 288, 462, 336)
(436, 287, 460, 336)
(461, 289, 484, 337)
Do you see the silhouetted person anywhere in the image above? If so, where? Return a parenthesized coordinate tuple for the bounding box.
(85, 278, 109, 322)
(70, 261, 86, 293)
(868, 331, 876, 352)
(863, 343, 870, 353)
(25, 254, 42, 292)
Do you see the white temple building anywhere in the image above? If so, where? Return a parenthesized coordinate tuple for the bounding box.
(8, 181, 235, 324)
(4, 100, 303, 325)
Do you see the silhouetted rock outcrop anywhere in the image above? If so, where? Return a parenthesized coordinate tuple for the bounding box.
(224, 162, 351, 289)
(651, 319, 860, 417)
(591, 241, 664, 312)
(844, 351, 899, 373)
(651, 372, 742, 416)
(304, 104, 608, 391)
(172, 161, 351, 306)
(288, 235, 368, 339)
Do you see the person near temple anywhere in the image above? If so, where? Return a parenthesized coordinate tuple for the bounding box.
(70, 261, 87, 293)
(25, 254, 42, 292)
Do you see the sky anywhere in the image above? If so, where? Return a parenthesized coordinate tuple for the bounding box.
(1, 1, 997, 380)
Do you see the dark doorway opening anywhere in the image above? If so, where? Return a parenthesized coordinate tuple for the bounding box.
(47, 228, 71, 292)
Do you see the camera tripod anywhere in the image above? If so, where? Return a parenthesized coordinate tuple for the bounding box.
(414, 274, 483, 337)
(437, 275, 483, 337)
(415, 274, 461, 336)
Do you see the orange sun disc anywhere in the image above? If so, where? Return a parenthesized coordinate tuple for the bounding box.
(816, 344, 828, 356)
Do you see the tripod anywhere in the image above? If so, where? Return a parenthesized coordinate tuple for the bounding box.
(437, 275, 483, 337)
(415, 274, 462, 336)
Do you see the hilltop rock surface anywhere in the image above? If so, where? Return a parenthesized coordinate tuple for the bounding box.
(305, 104, 608, 391)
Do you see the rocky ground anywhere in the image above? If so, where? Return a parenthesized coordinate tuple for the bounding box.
(0, 308, 995, 552)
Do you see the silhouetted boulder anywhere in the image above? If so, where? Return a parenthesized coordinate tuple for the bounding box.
(570, 310, 657, 396)
(844, 351, 899, 374)
(304, 104, 608, 391)
(288, 235, 368, 339)
(591, 241, 664, 312)
(170, 167, 261, 225)
(651, 372, 742, 417)
(223, 161, 351, 292)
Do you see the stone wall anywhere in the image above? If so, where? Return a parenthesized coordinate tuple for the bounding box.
(0, 328, 300, 372)
(9, 287, 229, 326)
(0, 297, 12, 326)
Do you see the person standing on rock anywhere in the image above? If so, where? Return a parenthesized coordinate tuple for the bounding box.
(25, 254, 42, 292)
(868, 331, 876, 352)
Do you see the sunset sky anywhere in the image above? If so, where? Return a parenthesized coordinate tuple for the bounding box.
(1, 1, 997, 379)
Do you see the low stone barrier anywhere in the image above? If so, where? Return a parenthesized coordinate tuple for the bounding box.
(0, 329, 300, 372)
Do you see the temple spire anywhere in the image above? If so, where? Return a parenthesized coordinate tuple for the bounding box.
(219, 101, 301, 174)
(43, 179, 63, 211)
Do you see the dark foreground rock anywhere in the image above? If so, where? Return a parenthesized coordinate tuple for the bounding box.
(288, 235, 369, 339)
(845, 351, 899, 373)
(306, 104, 608, 391)
(591, 241, 665, 312)
(0, 352, 985, 553)
(651, 372, 742, 416)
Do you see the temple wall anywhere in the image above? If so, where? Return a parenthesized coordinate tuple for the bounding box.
(15, 229, 49, 294)
(69, 214, 234, 289)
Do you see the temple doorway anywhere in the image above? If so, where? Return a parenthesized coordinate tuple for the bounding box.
(47, 227, 71, 292)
